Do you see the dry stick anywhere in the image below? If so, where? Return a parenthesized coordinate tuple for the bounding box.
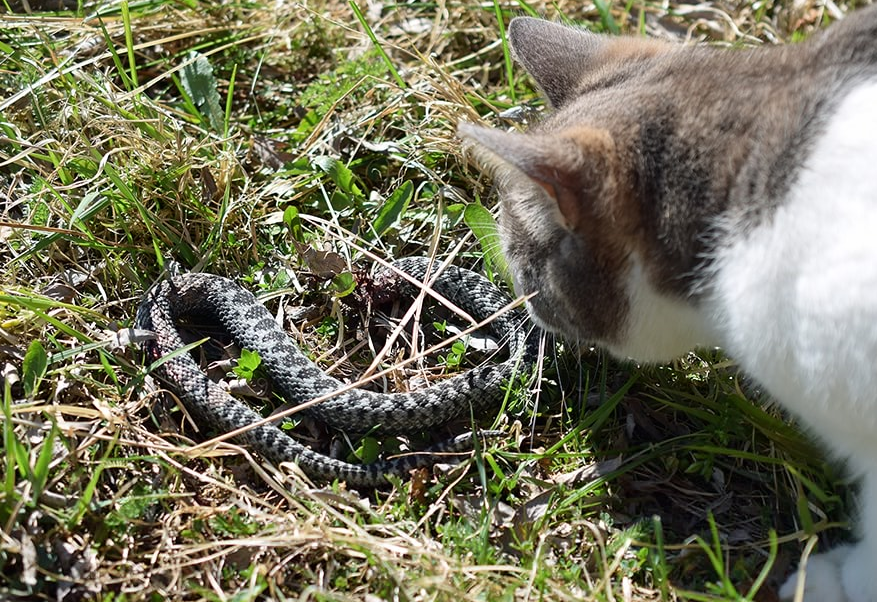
(0, 221, 89, 238)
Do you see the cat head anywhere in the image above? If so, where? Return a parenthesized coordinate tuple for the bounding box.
(460, 18, 713, 361)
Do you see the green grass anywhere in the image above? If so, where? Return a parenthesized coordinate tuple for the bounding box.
(0, 1, 853, 600)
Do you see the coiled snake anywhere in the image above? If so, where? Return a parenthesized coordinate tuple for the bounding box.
(136, 257, 536, 487)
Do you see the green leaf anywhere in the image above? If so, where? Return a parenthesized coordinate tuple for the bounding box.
(593, 0, 621, 34)
(444, 203, 465, 225)
(353, 436, 380, 464)
(441, 342, 466, 368)
(11, 435, 29, 480)
(349, 1, 406, 88)
(283, 206, 303, 242)
(22, 339, 48, 397)
(292, 109, 321, 142)
(329, 189, 354, 211)
(233, 348, 262, 380)
(311, 156, 363, 199)
(330, 272, 356, 297)
(180, 51, 224, 133)
(120, 0, 139, 88)
(69, 190, 107, 230)
(30, 424, 56, 504)
(463, 202, 508, 285)
(372, 180, 413, 238)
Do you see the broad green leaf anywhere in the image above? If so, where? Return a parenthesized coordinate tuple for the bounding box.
(233, 349, 262, 380)
(283, 206, 303, 242)
(372, 180, 413, 237)
(353, 436, 380, 464)
(30, 424, 56, 503)
(22, 339, 48, 397)
(444, 203, 466, 225)
(311, 156, 363, 199)
(180, 52, 224, 133)
(463, 202, 509, 286)
(330, 272, 356, 297)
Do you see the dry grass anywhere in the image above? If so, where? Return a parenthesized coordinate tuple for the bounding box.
(0, 0, 859, 600)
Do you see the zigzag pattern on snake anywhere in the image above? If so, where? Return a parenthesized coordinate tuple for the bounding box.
(135, 257, 537, 487)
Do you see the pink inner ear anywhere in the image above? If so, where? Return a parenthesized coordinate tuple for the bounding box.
(549, 183, 584, 231)
(521, 170, 584, 231)
(533, 179, 558, 201)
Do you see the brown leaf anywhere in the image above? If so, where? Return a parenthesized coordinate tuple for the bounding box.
(249, 135, 295, 171)
(408, 467, 429, 505)
(293, 240, 346, 278)
(553, 457, 624, 486)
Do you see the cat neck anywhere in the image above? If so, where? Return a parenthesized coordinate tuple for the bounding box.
(610, 259, 717, 362)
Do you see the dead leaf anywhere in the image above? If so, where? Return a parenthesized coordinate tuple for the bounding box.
(42, 282, 77, 303)
(293, 240, 346, 278)
(249, 135, 295, 171)
(200, 166, 218, 202)
(553, 457, 624, 486)
(408, 467, 429, 505)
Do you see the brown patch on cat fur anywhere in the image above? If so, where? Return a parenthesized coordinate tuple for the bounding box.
(461, 9, 877, 345)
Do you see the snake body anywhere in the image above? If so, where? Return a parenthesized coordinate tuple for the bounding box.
(136, 257, 536, 487)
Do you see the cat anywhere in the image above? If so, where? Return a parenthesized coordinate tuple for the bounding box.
(459, 7, 877, 602)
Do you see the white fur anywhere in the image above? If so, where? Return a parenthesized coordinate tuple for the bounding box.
(709, 79, 877, 602)
(778, 545, 855, 602)
(614, 260, 717, 362)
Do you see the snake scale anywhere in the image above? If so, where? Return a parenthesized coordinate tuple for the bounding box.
(136, 257, 536, 487)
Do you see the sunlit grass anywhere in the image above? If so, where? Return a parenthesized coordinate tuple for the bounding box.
(0, 1, 852, 600)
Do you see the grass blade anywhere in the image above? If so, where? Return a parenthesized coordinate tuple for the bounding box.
(349, 1, 406, 89)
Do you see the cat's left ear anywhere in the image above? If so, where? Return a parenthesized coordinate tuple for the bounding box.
(459, 123, 615, 230)
(509, 18, 669, 109)
(508, 18, 604, 108)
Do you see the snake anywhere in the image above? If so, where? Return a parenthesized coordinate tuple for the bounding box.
(135, 257, 537, 487)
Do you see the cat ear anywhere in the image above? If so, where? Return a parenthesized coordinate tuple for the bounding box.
(459, 123, 612, 230)
(508, 17, 604, 108)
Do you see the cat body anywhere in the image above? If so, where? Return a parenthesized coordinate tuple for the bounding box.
(460, 8, 877, 601)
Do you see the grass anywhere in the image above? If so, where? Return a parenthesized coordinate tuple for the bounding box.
(0, 0, 855, 600)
